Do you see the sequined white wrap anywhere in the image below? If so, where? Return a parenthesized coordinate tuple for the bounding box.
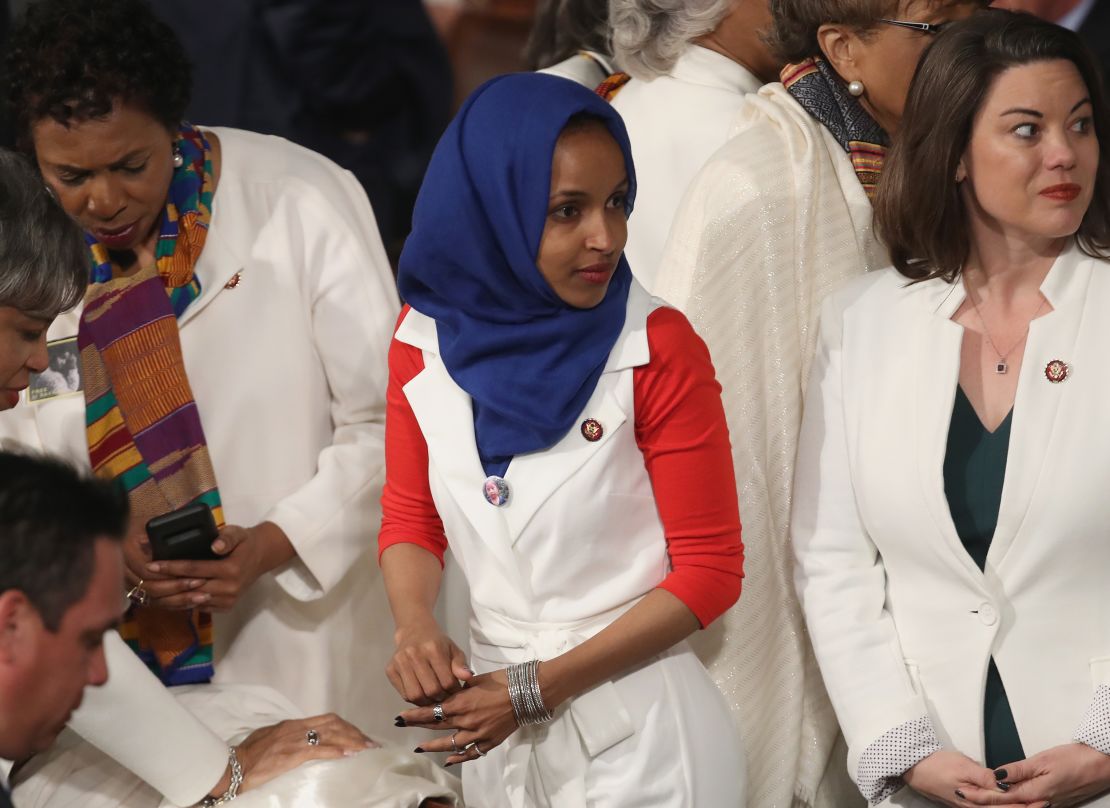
(656, 82, 888, 808)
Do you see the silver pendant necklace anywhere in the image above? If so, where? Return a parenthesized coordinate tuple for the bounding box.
(967, 287, 1047, 374)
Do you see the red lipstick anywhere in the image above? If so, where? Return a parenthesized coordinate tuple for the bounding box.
(1040, 183, 1081, 202)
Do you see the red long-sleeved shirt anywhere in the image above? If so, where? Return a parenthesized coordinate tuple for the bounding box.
(379, 306, 743, 627)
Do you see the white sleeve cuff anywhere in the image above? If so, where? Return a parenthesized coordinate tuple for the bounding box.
(856, 715, 942, 805)
(1074, 684, 1110, 755)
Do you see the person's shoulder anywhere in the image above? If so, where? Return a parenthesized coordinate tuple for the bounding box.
(208, 127, 361, 202)
(643, 305, 706, 369)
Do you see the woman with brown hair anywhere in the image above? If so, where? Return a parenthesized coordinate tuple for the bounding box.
(794, 9, 1110, 807)
(655, 1, 986, 805)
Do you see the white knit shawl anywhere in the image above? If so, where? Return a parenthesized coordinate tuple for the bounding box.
(656, 82, 889, 808)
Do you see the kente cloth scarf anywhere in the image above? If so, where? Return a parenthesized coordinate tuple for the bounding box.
(80, 123, 224, 686)
(397, 73, 637, 477)
(783, 57, 889, 199)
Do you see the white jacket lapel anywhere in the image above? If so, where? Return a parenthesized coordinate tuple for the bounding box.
(911, 279, 985, 582)
(989, 244, 1093, 569)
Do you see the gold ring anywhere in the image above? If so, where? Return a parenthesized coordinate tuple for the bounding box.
(126, 580, 149, 607)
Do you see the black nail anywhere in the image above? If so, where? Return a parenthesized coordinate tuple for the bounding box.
(394, 716, 406, 727)
(444, 762, 454, 768)
(993, 768, 1008, 780)
(997, 782, 1011, 792)
(955, 789, 966, 799)
(413, 747, 425, 753)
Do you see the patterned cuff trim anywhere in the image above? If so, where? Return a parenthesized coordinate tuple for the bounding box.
(856, 715, 942, 806)
(1074, 684, 1110, 756)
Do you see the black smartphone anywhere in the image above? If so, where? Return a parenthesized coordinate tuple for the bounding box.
(146, 502, 221, 561)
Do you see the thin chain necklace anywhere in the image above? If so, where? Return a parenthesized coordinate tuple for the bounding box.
(966, 284, 1047, 374)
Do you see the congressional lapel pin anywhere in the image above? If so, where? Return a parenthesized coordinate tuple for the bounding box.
(482, 475, 511, 507)
(580, 418, 603, 442)
(224, 271, 243, 290)
(1044, 359, 1069, 384)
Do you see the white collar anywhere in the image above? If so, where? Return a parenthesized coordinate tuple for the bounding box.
(668, 45, 764, 95)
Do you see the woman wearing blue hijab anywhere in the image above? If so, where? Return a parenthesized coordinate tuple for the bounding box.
(378, 73, 746, 806)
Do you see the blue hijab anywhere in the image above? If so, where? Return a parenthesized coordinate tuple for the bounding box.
(398, 73, 637, 477)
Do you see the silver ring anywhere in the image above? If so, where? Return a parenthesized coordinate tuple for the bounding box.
(463, 741, 485, 757)
(432, 703, 446, 722)
(450, 731, 460, 754)
(306, 729, 320, 746)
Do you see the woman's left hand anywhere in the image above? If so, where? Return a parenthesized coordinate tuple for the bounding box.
(397, 669, 520, 766)
(145, 522, 296, 611)
(994, 743, 1110, 807)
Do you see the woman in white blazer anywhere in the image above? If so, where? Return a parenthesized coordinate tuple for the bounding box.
(378, 73, 745, 807)
(794, 11, 1110, 807)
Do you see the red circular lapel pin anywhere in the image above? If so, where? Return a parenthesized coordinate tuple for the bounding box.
(1044, 359, 1069, 383)
(581, 418, 603, 442)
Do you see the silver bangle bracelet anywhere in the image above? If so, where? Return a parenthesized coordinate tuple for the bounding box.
(199, 746, 243, 806)
(507, 659, 554, 726)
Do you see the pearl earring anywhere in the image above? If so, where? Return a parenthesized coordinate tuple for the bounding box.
(848, 80, 865, 97)
(172, 147, 184, 169)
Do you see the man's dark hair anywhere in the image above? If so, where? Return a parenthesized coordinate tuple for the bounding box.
(0, 452, 128, 631)
(4, 0, 192, 151)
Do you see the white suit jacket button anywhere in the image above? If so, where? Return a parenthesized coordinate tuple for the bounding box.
(977, 603, 998, 626)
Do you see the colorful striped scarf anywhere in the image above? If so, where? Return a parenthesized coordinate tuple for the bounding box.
(79, 124, 223, 685)
(783, 58, 889, 199)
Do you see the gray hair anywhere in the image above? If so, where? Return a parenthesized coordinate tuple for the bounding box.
(0, 149, 87, 319)
(610, 0, 734, 80)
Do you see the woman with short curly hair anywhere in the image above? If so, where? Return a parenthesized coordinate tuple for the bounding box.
(606, 0, 780, 293)
(0, 1, 460, 806)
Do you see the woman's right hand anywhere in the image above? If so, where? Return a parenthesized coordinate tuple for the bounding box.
(904, 750, 1035, 807)
(207, 714, 377, 798)
(387, 618, 473, 706)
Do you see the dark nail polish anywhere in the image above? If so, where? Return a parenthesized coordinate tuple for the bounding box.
(413, 747, 425, 754)
(997, 781, 1011, 792)
(955, 789, 966, 799)
(394, 716, 406, 727)
(444, 762, 454, 768)
(993, 768, 1008, 780)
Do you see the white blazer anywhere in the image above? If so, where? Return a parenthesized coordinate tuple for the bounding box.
(793, 243, 1110, 807)
(0, 128, 402, 799)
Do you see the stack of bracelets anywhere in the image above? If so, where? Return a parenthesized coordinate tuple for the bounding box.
(507, 659, 554, 726)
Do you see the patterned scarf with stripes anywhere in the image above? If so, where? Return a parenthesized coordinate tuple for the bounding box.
(79, 123, 223, 686)
(782, 57, 889, 199)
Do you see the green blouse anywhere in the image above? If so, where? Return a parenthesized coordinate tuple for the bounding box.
(942, 385, 1025, 770)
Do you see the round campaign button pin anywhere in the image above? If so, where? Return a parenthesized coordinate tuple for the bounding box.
(482, 475, 511, 507)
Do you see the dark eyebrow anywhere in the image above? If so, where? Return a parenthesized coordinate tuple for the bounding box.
(1071, 98, 1092, 113)
(52, 150, 148, 173)
(1001, 108, 1043, 118)
(549, 190, 589, 201)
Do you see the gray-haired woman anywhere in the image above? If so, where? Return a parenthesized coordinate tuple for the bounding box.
(607, 0, 780, 292)
(0, 148, 85, 410)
